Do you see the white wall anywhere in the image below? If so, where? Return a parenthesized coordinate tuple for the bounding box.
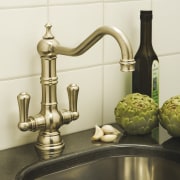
(0, 0, 180, 150)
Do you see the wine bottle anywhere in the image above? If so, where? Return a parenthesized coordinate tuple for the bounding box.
(132, 10, 159, 104)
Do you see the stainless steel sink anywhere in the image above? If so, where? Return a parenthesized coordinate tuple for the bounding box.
(37, 156, 180, 180)
(16, 144, 180, 180)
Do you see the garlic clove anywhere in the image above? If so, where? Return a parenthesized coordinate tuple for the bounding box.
(101, 124, 114, 134)
(100, 134, 117, 143)
(113, 128, 122, 135)
(91, 125, 104, 141)
(101, 124, 121, 135)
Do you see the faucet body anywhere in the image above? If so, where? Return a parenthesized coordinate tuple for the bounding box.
(17, 24, 135, 159)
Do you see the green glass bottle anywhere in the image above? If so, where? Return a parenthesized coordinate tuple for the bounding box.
(132, 10, 159, 104)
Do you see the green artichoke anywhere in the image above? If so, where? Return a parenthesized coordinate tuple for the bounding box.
(114, 93, 159, 135)
(159, 95, 180, 137)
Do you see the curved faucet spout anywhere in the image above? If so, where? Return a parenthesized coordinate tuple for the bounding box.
(38, 24, 135, 72)
(56, 26, 132, 58)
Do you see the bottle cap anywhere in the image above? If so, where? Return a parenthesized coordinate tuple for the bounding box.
(140, 10, 152, 20)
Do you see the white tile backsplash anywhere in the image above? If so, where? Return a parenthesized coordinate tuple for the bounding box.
(0, 0, 180, 150)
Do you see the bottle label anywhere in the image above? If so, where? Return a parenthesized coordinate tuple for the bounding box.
(151, 60, 159, 104)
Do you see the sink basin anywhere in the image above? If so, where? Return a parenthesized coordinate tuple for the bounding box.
(16, 144, 180, 180)
(38, 156, 180, 180)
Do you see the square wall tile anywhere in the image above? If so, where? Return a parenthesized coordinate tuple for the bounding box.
(49, 0, 102, 5)
(0, 7, 46, 79)
(159, 54, 180, 107)
(104, 0, 148, 1)
(153, 0, 180, 55)
(103, 0, 151, 64)
(0, 0, 47, 8)
(0, 76, 41, 150)
(103, 64, 132, 124)
(49, 3, 103, 71)
(158, 53, 180, 143)
(60, 66, 103, 134)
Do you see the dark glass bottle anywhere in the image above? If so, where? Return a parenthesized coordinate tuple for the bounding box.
(132, 10, 159, 104)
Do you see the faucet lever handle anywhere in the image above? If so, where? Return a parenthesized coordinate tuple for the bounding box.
(17, 92, 31, 124)
(67, 84, 79, 112)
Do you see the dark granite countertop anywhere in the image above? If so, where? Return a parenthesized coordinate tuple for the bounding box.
(1, 125, 180, 180)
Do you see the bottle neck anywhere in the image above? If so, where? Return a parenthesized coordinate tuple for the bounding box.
(140, 19, 152, 48)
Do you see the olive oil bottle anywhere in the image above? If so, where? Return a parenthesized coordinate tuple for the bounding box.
(132, 10, 159, 104)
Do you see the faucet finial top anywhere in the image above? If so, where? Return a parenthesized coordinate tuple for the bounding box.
(43, 23, 54, 39)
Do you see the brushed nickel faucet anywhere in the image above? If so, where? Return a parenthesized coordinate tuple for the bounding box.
(17, 23, 135, 159)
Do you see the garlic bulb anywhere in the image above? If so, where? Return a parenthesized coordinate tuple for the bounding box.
(91, 124, 122, 143)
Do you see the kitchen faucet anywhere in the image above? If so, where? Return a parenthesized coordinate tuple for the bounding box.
(17, 23, 135, 159)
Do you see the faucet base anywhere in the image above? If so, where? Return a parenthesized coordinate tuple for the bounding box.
(35, 130, 65, 159)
